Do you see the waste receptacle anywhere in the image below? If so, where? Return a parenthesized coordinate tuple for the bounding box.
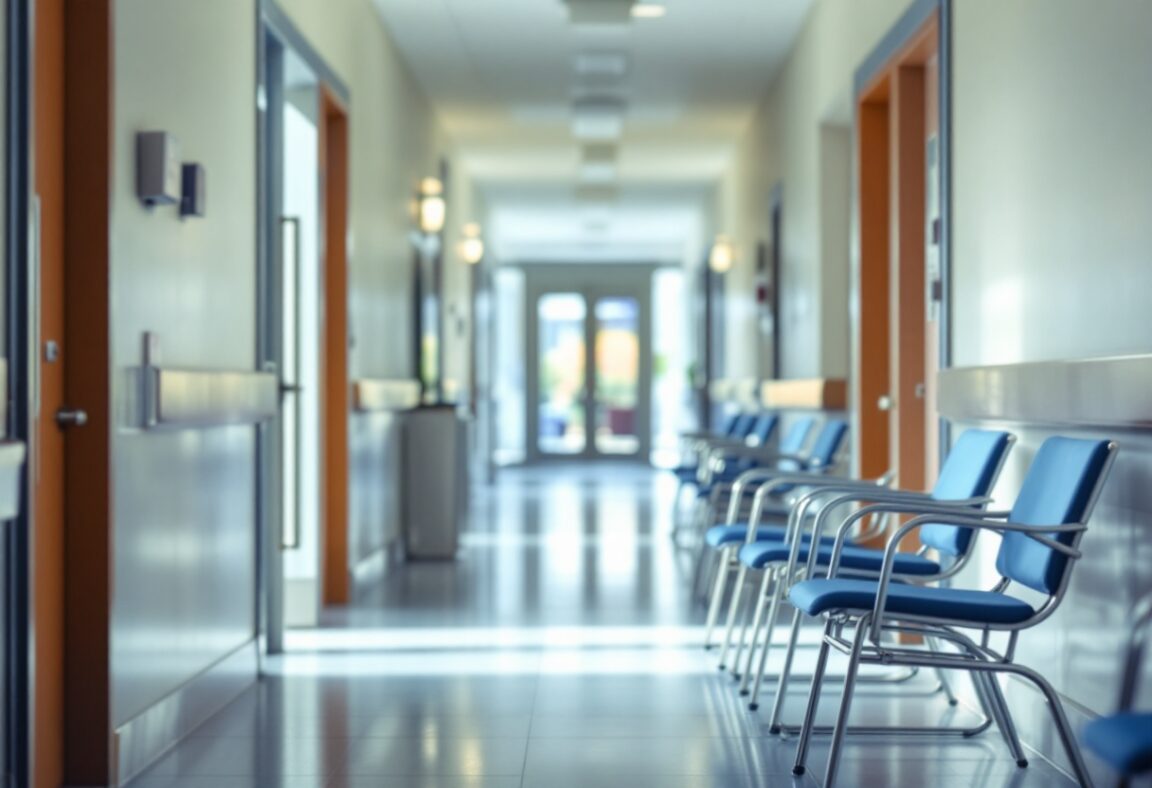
(402, 404, 467, 559)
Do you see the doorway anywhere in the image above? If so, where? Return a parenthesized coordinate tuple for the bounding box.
(525, 267, 652, 462)
(259, 12, 350, 648)
(853, 4, 946, 489)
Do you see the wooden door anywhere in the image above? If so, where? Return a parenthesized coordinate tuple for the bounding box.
(33, 1, 115, 784)
(855, 13, 940, 495)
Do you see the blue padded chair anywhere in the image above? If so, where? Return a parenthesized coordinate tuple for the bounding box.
(672, 412, 757, 485)
(699, 419, 850, 648)
(688, 416, 817, 581)
(728, 429, 1015, 710)
(670, 413, 762, 534)
(1083, 591, 1152, 784)
(695, 415, 813, 494)
(788, 436, 1117, 787)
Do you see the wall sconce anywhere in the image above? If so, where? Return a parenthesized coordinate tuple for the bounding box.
(709, 235, 735, 273)
(459, 222, 485, 265)
(418, 177, 446, 235)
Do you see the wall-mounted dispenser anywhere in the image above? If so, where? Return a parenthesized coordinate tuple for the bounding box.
(136, 131, 182, 207)
(181, 164, 206, 218)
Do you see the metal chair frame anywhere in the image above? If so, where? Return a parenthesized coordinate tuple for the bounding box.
(789, 441, 1118, 788)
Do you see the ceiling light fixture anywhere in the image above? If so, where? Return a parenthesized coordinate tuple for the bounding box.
(631, 3, 666, 18)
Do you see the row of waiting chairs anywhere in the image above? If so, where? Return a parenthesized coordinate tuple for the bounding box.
(677, 416, 1150, 787)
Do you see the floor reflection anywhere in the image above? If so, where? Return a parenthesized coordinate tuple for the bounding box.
(126, 463, 1081, 787)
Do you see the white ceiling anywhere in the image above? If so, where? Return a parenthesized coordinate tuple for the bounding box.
(371, 0, 814, 261)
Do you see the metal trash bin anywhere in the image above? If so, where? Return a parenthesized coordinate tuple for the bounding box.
(402, 404, 467, 559)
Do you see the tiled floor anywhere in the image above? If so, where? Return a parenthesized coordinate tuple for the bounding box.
(127, 464, 1080, 787)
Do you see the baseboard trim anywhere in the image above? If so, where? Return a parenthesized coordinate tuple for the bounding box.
(112, 639, 259, 786)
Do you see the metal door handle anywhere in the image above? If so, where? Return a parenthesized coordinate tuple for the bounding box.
(55, 408, 88, 428)
(280, 382, 303, 395)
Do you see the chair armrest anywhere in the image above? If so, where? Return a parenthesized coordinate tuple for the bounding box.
(821, 499, 997, 578)
(869, 513, 1087, 643)
(714, 445, 805, 465)
(784, 491, 968, 579)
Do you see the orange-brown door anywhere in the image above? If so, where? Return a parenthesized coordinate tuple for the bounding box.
(320, 88, 351, 605)
(854, 13, 940, 497)
(33, 0, 115, 784)
(32, 0, 66, 783)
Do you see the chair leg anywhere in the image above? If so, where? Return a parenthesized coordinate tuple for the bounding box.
(690, 533, 715, 600)
(791, 619, 836, 777)
(716, 564, 748, 671)
(738, 569, 776, 693)
(926, 636, 959, 706)
(741, 569, 782, 697)
(822, 617, 870, 788)
(728, 575, 759, 681)
(702, 547, 733, 649)
(763, 607, 804, 721)
(972, 671, 1027, 767)
(1009, 665, 1095, 788)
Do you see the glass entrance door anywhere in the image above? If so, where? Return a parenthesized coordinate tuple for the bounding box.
(528, 270, 652, 461)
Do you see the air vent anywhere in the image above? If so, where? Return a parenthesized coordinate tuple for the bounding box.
(579, 144, 618, 183)
(573, 51, 630, 79)
(575, 184, 618, 202)
(565, 0, 634, 25)
(571, 97, 625, 140)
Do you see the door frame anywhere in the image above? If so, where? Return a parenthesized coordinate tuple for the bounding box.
(256, 1, 350, 652)
(522, 263, 656, 463)
(4, 0, 32, 784)
(850, 0, 953, 483)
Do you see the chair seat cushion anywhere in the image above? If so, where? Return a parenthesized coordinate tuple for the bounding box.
(1083, 712, 1152, 775)
(704, 521, 805, 548)
(738, 543, 941, 576)
(788, 578, 1036, 624)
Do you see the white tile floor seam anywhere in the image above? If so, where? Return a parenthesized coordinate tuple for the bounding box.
(125, 464, 1083, 788)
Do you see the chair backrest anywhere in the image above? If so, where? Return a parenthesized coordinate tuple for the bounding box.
(729, 413, 756, 439)
(922, 429, 1015, 556)
(772, 417, 816, 472)
(748, 413, 779, 446)
(996, 436, 1115, 594)
(717, 412, 742, 437)
(779, 417, 815, 455)
(805, 420, 848, 469)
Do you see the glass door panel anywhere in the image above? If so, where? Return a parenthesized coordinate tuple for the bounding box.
(278, 48, 322, 628)
(593, 297, 640, 455)
(537, 293, 587, 455)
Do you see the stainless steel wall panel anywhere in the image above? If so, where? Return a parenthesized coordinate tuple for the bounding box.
(110, 0, 259, 739)
(349, 411, 403, 577)
(146, 367, 278, 429)
(938, 356, 1152, 428)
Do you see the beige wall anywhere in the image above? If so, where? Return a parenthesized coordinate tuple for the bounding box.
(279, 0, 448, 381)
(716, 0, 913, 380)
(952, 0, 1152, 366)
